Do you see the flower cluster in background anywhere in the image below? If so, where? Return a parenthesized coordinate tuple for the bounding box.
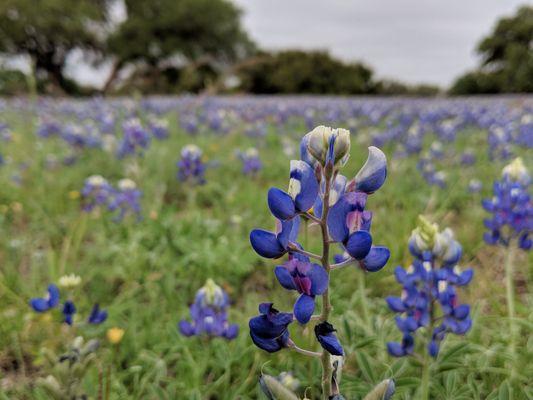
(482, 158, 532, 251)
(387, 217, 473, 358)
(177, 144, 206, 185)
(30, 276, 108, 326)
(81, 175, 142, 221)
(236, 147, 262, 176)
(178, 279, 239, 340)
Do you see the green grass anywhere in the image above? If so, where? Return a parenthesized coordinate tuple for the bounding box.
(0, 99, 532, 399)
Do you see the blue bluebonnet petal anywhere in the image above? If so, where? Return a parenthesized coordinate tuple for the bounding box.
(309, 263, 328, 295)
(387, 342, 405, 357)
(300, 132, 316, 167)
(327, 195, 350, 242)
(268, 188, 295, 220)
(87, 303, 108, 324)
(291, 160, 319, 212)
(428, 341, 440, 357)
(178, 320, 195, 336)
(277, 218, 298, 249)
(250, 229, 285, 258)
(315, 322, 344, 356)
(454, 304, 470, 319)
(287, 216, 300, 243)
(250, 330, 283, 352)
(354, 146, 387, 193)
(47, 284, 60, 307)
(30, 298, 50, 312)
(386, 297, 406, 312)
(359, 246, 390, 272)
(345, 231, 373, 260)
(453, 318, 472, 334)
(457, 269, 474, 285)
(225, 324, 239, 339)
(274, 266, 297, 291)
(62, 301, 76, 325)
(294, 294, 315, 324)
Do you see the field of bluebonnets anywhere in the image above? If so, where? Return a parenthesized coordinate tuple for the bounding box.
(0, 95, 531, 399)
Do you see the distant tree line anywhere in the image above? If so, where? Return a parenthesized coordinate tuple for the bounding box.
(0, 1, 530, 96)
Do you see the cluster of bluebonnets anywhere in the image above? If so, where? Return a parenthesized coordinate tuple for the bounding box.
(249, 125, 390, 399)
(482, 157, 532, 250)
(81, 175, 142, 221)
(30, 278, 107, 326)
(177, 144, 206, 184)
(178, 279, 239, 340)
(386, 217, 473, 359)
(236, 147, 262, 176)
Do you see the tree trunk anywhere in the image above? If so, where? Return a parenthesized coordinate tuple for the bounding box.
(103, 60, 123, 94)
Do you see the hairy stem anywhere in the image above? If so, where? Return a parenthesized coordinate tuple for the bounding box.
(320, 170, 333, 399)
(291, 344, 323, 358)
(420, 351, 431, 400)
(330, 257, 355, 270)
(288, 245, 322, 261)
(504, 245, 517, 384)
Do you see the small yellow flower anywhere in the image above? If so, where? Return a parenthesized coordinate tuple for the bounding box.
(68, 191, 80, 200)
(59, 274, 82, 288)
(107, 327, 125, 344)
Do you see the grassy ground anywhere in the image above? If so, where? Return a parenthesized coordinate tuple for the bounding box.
(0, 97, 531, 399)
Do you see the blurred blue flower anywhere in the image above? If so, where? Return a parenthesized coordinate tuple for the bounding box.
(179, 280, 238, 340)
(87, 304, 108, 324)
(30, 284, 60, 312)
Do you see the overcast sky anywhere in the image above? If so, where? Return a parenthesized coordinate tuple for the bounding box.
(231, 0, 526, 86)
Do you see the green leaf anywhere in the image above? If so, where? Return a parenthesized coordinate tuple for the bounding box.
(355, 351, 376, 382)
(498, 381, 511, 400)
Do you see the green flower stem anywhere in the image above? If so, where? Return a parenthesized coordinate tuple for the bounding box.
(420, 352, 431, 400)
(358, 272, 370, 328)
(504, 245, 517, 383)
(319, 168, 333, 400)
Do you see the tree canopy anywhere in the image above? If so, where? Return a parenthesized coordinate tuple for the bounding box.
(451, 5, 532, 94)
(236, 50, 375, 95)
(0, 0, 110, 93)
(104, 0, 254, 91)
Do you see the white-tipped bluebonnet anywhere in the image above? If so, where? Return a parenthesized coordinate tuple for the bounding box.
(117, 119, 150, 158)
(482, 158, 531, 250)
(148, 117, 169, 140)
(267, 160, 318, 220)
(108, 179, 142, 222)
(237, 148, 262, 176)
(179, 279, 238, 340)
(387, 217, 473, 358)
(177, 144, 206, 184)
(81, 175, 114, 212)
